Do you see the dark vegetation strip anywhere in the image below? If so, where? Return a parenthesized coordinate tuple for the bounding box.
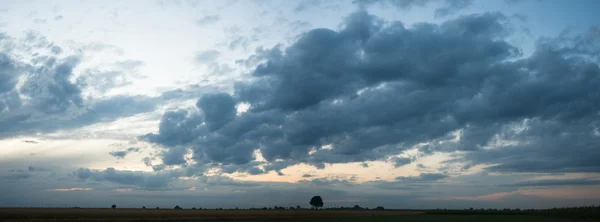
(423, 205, 600, 221)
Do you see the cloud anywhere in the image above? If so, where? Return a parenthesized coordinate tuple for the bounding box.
(141, 109, 205, 147)
(395, 173, 448, 182)
(0, 53, 21, 94)
(353, 0, 533, 17)
(2, 172, 31, 180)
(54, 15, 63, 20)
(108, 147, 140, 159)
(143, 10, 600, 178)
(353, 0, 474, 17)
(22, 140, 38, 144)
(294, 0, 341, 12)
(196, 93, 236, 131)
(47, 188, 93, 192)
(20, 55, 84, 114)
(73, 168, 176, 190)
(502, 179, 600, 187)
(0, 32, 169, 140)
(195, 50, 220, 64)
(196, 15, 220, 26)
(27, 166, 52, 172)
(77, 60, 145, 93)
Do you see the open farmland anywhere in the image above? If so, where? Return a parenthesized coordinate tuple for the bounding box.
(0, 208, 420, 222)
(0, 208, 593, 222)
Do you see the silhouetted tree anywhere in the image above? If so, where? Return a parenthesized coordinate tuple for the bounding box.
(310, 196, 324, 210)
(111, 204, 116, 209)
(142, 206, 146, 209)
(353, 205, 361, 210)
(297, 205, 301, 210)
(192, 207, 196, 210)
(156, 207, 160, 209)
(375, 206, 385, 211)
(174, 205, 182, 210)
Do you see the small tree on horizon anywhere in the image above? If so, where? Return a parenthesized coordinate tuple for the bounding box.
(111, 204, 116, 209)
(309, 196, 324, 210)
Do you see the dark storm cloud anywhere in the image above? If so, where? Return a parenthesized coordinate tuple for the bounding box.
(144, 10, 600, 177)
(141, 109, 205, 147)
(161, 145, 188, 165)
(196, 93, 237, 131)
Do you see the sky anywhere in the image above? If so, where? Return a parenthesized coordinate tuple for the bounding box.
(1, 0, 600, 209)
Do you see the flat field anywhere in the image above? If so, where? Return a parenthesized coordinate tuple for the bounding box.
(0, 208, 417, 222)
(0, 208, 587, 222)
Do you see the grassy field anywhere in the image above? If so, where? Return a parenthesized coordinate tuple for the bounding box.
(0, 208, 417, 222)
(0, 208, 592, 222)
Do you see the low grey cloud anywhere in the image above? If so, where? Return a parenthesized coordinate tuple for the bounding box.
(74, 168, 175, 190)
(108, 147, 141, 159)
(2, 170, 32, 180)
(395, 173, 448, 182)
(501, 179, 600, 187)
(143, 9, 600, 179)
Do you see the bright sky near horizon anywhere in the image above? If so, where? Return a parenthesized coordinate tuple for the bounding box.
(1, 0, 600, 209)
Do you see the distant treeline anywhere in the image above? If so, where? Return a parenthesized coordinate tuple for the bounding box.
(424, 205, 600, 220)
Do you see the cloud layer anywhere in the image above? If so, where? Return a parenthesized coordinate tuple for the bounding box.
(143, 10, 600, 177)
